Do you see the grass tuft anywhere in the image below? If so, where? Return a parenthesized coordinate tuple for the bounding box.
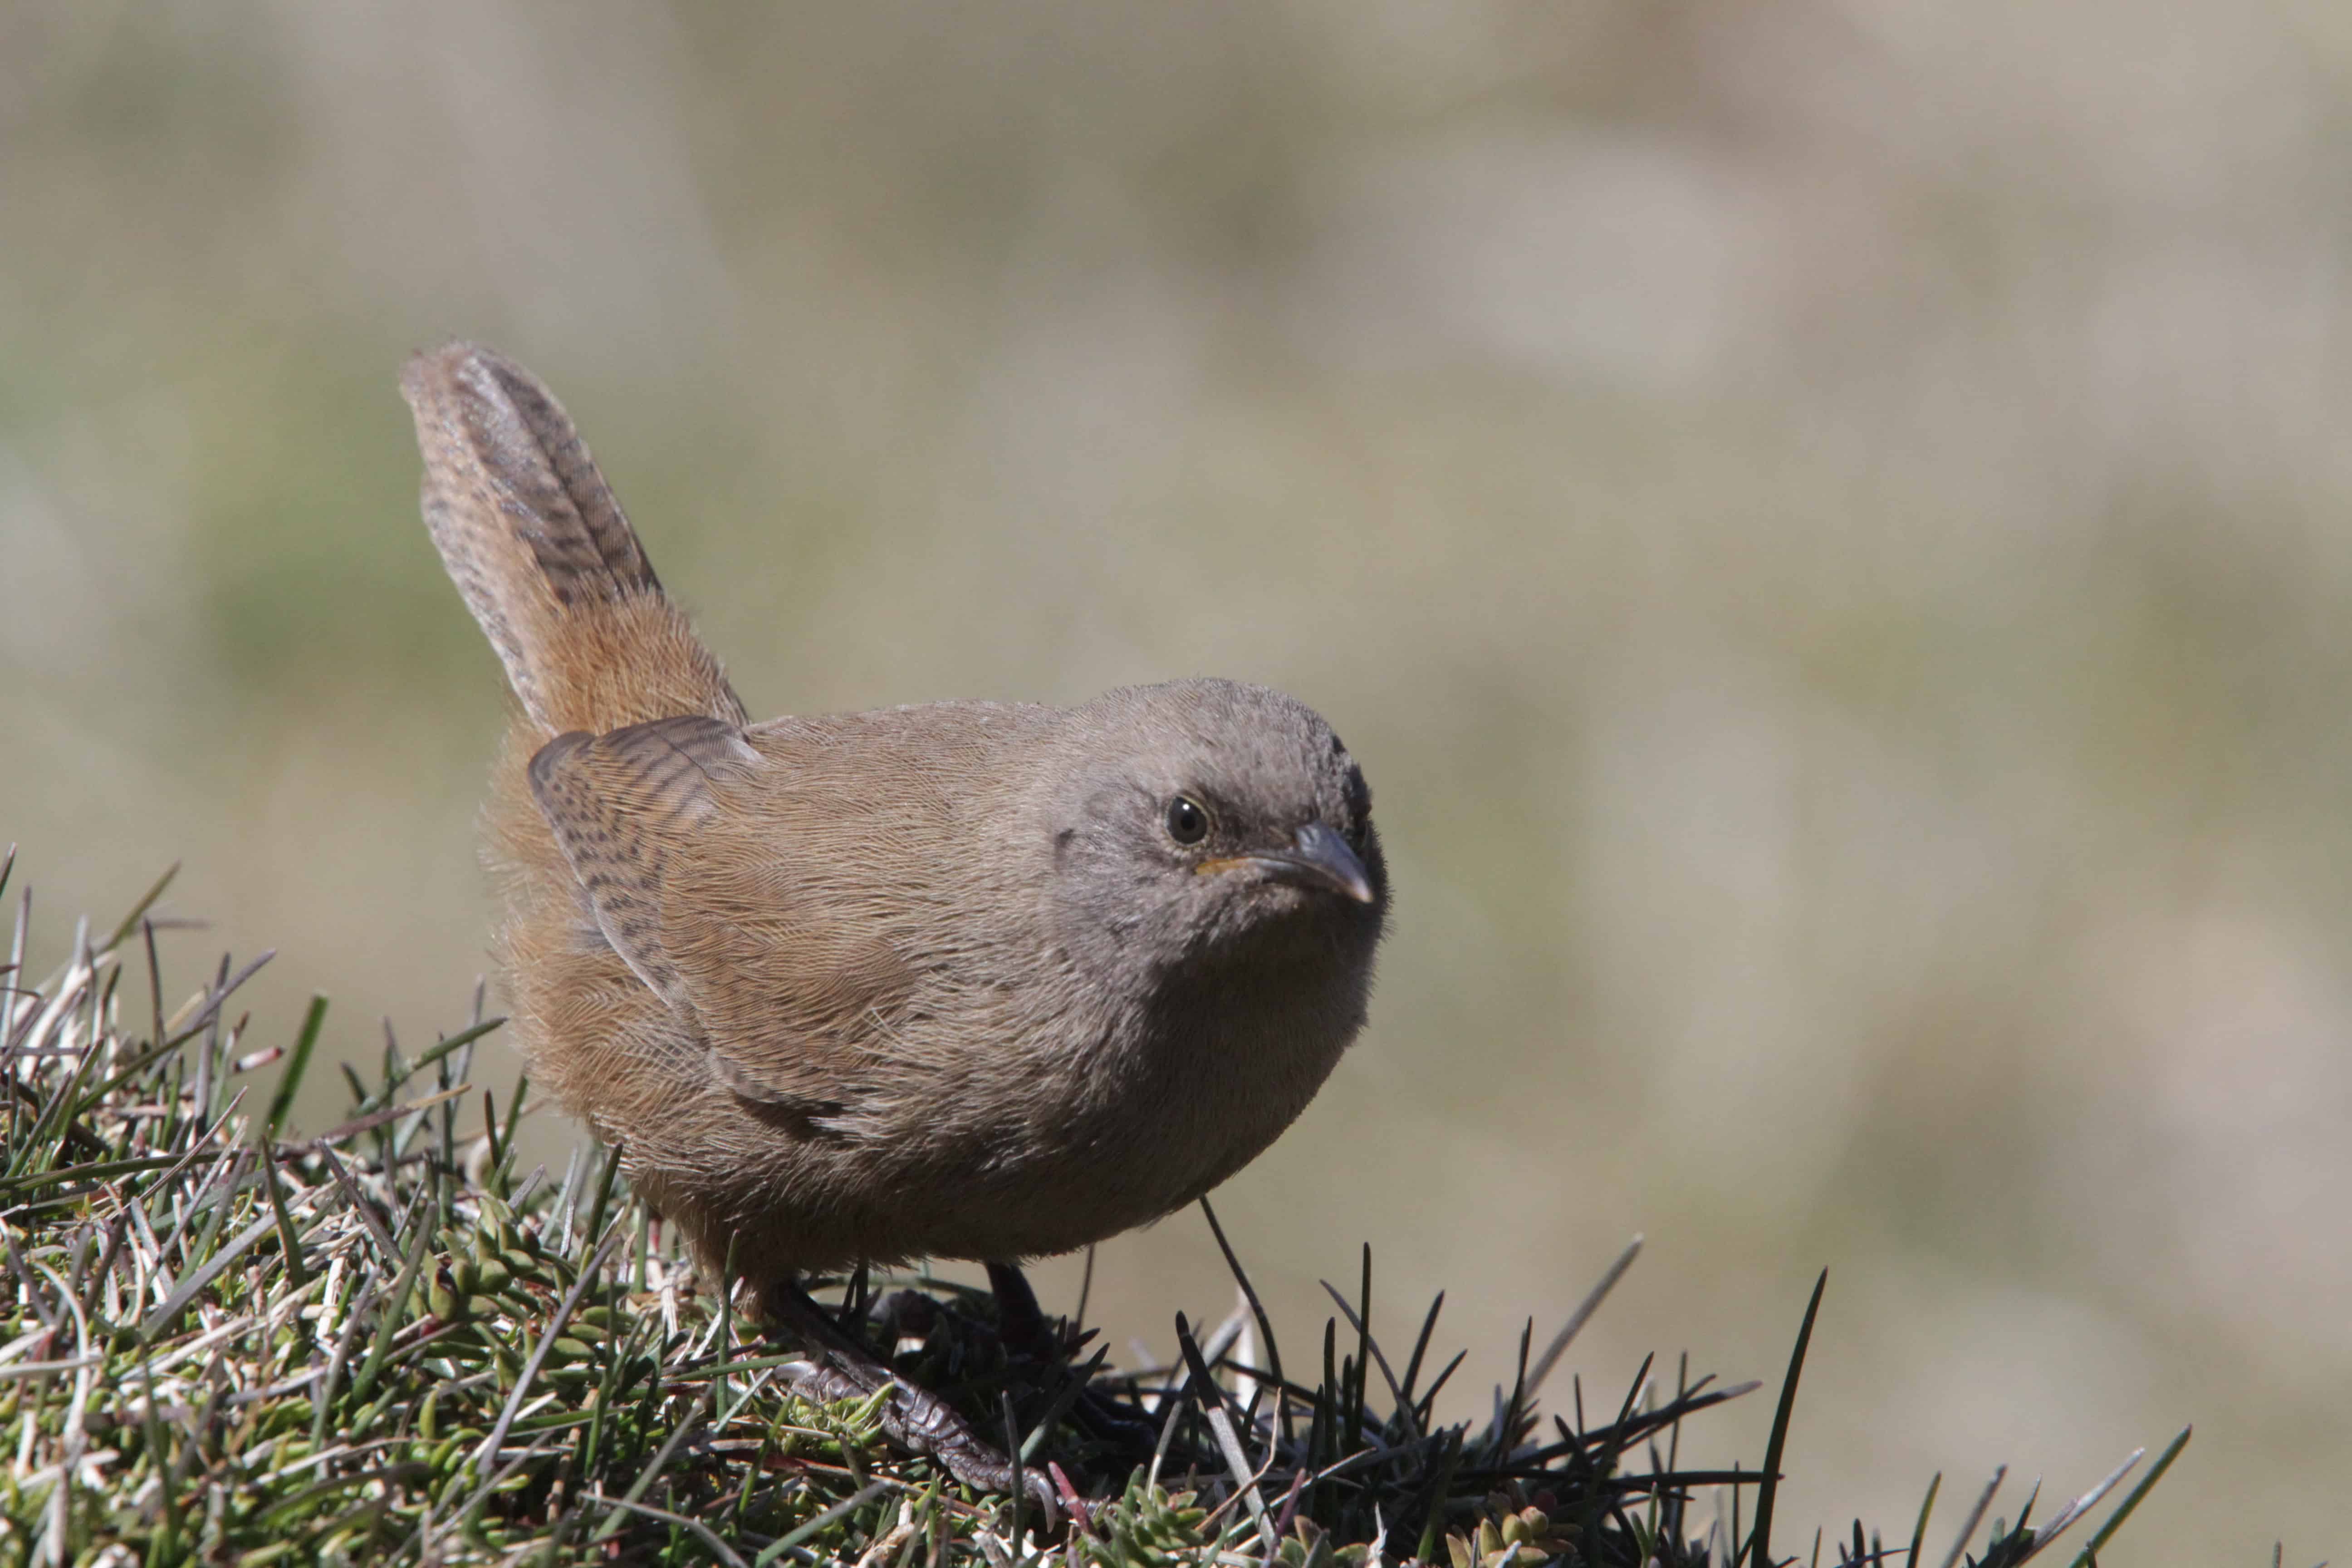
(0, 863, 2191, 1565)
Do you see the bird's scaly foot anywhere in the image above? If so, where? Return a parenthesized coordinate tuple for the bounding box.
(985, 1261, 1161, 1460)
(769, 1280, 1060, 1525)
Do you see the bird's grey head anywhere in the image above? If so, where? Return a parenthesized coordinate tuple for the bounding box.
(1044, 678, 1387, 983)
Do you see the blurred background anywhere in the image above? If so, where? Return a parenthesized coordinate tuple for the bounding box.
(4, 1, 2347, 1558)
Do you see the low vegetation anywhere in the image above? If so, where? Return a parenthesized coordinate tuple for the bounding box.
(0, 853, 2186, 1566)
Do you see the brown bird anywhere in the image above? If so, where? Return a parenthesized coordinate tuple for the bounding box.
(400, 342, 1387, 1494)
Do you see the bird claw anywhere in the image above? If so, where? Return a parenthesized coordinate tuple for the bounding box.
(785, 1357, 1061, 1524)
(773, 1285, 1062, 1528)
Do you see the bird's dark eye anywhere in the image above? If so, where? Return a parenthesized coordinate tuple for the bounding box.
(1165, 795, 1210, 846)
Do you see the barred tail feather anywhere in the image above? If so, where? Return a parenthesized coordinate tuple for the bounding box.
(400, 342, 744, 737)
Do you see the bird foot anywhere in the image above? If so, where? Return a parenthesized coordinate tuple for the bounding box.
(770, 1282, 1060, 1526)
(983, 1260, 1159, 1461)
(784, 1356, 1059, 1521)
(985, 1259, 1061, 1361)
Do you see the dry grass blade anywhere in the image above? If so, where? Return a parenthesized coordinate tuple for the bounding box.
(596, 1494, 752, 1568)
(140, 1211, 285, 1338)
(1176, 1310, 1277, 1553)
(2021, 1446, 2144, 1560)
(1939, 1467, 2008, 1568)
(1527, 1234, 1644, 1399)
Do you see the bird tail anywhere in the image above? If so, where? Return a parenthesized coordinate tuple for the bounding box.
(399, 343, 745, 739)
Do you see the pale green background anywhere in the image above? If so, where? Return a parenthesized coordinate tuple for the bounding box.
(5, 4, 2347, 1559)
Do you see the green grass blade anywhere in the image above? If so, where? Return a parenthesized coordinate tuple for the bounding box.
(1906, 1473, 1942, 1568)
(257, 1133, 309, 1288)
(1748, 1269, 1828, 1568)
(98, 862, 179, 958)
(264, 995, 327, 1140)
(346, 1210, 431, 1405)
(2065, 1428, 2190, 1568)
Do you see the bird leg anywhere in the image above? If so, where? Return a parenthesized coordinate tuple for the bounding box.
(766, 1278, 1060, 1524)
(985, 1259, 1058, 1360)
(984, 1260, 1161, 1458)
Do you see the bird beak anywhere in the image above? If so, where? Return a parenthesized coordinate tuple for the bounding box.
(1200, 821, 1377, 904)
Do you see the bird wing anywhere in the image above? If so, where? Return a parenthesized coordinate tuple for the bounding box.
(528, 713, 919, 1116)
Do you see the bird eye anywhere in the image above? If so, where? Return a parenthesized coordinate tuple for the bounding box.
(1165, 795, 1210, 846)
